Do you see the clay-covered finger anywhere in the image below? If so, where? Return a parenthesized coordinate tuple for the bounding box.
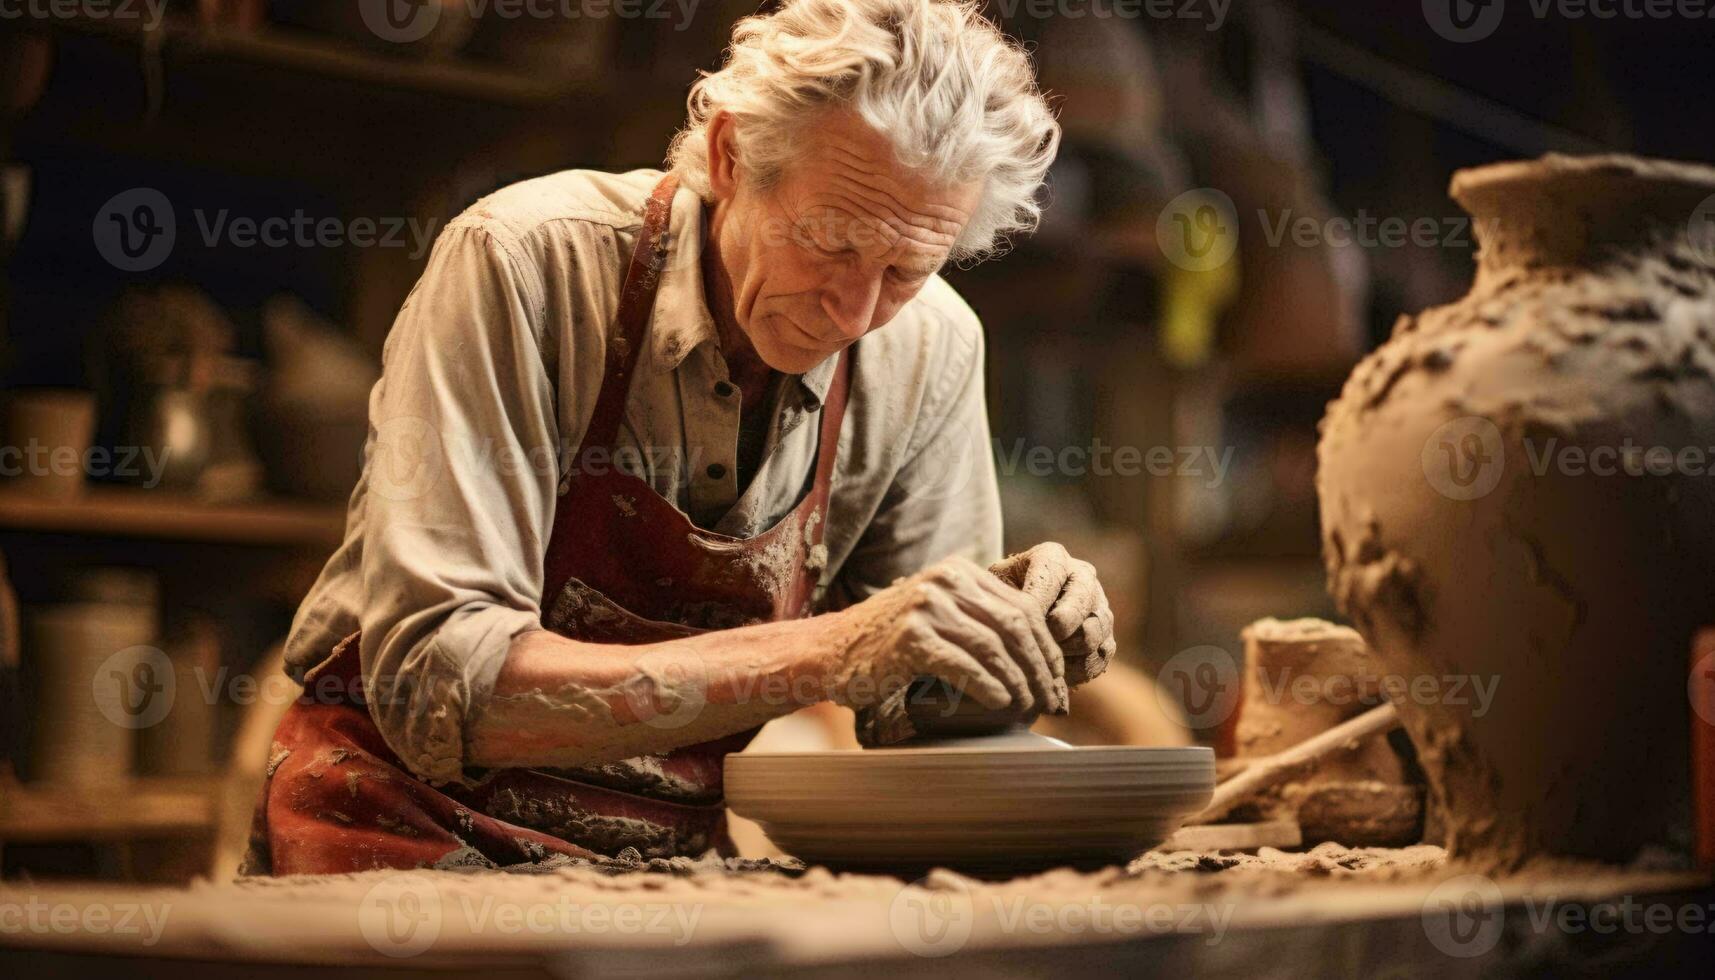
(910, 634, 1013, 711)
(968, 572, 1064, 712)
(1046, 559, 1105, 640)
(1079, 605, 1115, 654)
(953, 581, 1052, 711)
(1050, 675, 1070, 715)
(1016, 542, 1073, 612)
(1091, 590, 1115, 647)
(1055, 615, 1098, 659)
(1063, 617, 1117, 686)
(925, 589, 1035, 712)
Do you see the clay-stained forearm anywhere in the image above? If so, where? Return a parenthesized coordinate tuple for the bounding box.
(466, 617, 847, 769)
(470, 555, 1073, 769)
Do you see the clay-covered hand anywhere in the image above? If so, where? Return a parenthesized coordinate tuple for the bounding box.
(829, 555, 1068, 718)
(988, 542, 1115, 686)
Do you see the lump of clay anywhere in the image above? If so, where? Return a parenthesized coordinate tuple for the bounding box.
(1235, 618, 1423, 847)
(1318, 155, 1715, 868)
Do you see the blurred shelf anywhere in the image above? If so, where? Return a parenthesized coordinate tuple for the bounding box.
(5, 15, 587, 107)
(0, 488, 345, 549)
(0, 775, 217, 842)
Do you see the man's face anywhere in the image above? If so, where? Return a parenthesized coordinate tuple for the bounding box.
(706, 111, 985, 375)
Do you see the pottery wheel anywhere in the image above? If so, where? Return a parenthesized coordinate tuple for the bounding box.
(725, 743, 1215, 875)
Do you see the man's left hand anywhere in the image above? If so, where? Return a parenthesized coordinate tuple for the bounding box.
(989, 542, 1117, 686)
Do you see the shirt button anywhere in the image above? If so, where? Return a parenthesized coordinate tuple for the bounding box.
(706, 462, 728, 480)
(714, 381, 736, 398)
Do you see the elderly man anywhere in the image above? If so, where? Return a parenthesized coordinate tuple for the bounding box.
(248, 0, 1116, 875)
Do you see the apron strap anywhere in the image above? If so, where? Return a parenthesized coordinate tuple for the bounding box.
(570, 170, 851, 548)
(809, 348, 852, 512)
(579, 173, 681, 453)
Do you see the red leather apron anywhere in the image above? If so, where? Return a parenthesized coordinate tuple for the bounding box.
(249, 175, 851, 875)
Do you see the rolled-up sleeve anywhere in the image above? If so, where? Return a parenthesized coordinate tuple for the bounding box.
(827, 310, 1004, 607)
(358, 223, 555, 784)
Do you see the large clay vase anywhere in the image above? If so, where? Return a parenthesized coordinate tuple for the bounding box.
(1318, 155, 1715, 868)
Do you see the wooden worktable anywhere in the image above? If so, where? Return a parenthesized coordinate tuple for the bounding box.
(1, 846, 1709, 977)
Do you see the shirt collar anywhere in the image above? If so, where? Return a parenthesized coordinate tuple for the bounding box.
(646, 177, 839, 411)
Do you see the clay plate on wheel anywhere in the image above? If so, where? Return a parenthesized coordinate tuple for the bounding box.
(726, 744, 1216, 874)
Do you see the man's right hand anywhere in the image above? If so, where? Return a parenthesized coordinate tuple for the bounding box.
(828, 556, 1068, 717)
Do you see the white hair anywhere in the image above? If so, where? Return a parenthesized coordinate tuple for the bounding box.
(666, 0, 1060, 263)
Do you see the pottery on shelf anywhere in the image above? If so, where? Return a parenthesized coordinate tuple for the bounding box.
(1318, 155, 1715, 867)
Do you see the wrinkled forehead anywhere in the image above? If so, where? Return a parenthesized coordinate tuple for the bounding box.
(771, 113, 983, 259)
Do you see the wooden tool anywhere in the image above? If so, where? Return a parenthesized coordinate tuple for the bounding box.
(1159, 819, 1304, 852)
(1192, 703, 1401, 824)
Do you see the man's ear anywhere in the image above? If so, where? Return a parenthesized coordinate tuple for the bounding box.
(705, 111, 740, 201)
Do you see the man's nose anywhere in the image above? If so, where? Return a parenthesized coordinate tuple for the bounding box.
(820, 268, 882, 341)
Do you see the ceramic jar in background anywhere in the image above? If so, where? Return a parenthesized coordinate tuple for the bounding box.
(4, 388, 97, 499)
(27, 569, 162, 787)
(1318, 155, 1715, 868)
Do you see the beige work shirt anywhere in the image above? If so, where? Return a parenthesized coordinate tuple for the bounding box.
(285, 168, 1003, 782)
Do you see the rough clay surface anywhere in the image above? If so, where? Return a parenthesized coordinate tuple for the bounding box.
(1318, 154, 1715, 868)
(232, 843, 1454, 910)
